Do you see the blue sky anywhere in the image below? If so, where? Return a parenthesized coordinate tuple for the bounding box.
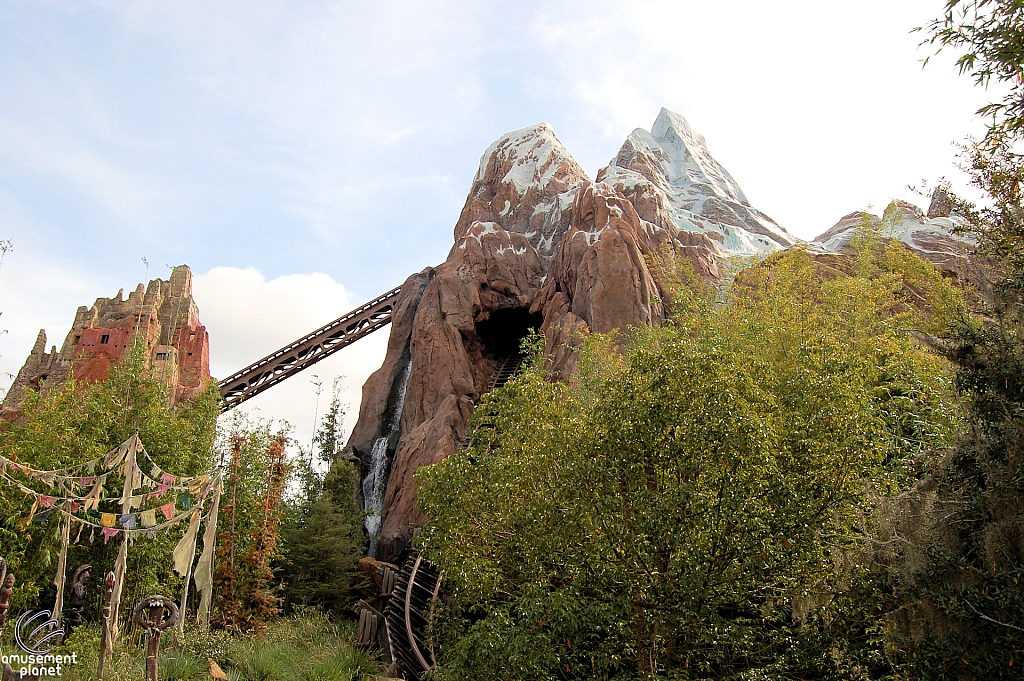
(0, 0, 998, 446)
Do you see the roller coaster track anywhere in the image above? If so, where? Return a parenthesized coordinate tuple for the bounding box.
(385, 553, 444, 676)
(353, 552, 445, 679)
(218, 285, 404, 411)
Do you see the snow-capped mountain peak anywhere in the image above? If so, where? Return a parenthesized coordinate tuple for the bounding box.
(599, 108, 797, 257)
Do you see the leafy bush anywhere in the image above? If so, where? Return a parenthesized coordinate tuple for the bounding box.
(0, 344, 219, 615)
(417, 246, 964, 679)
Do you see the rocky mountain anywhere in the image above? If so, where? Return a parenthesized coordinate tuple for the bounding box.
(811, 194, 970, 275)
(346, 109, 803, 562)
(344, 109, 969, 562)
(599, 108, 797, 256)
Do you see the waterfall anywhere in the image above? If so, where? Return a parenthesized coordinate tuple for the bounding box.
(362, 436, 388, 538)
(363, 359, 411, 554)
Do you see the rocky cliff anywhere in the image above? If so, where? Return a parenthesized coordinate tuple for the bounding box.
(347, 108, 801, 561)
(346, 109, 971, 562)
(3, 265, 211, 411)
(810, 193, 970, 275)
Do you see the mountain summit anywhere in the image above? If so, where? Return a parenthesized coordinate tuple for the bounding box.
(343, 109, 965, 562)
(599, 108, 797, 256)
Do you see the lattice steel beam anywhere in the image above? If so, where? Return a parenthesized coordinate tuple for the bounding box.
(218, 285, 404, 411)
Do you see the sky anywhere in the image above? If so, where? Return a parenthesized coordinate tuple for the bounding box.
(0, 0, 1000, 451)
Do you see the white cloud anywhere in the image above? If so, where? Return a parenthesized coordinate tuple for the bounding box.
(193, 266, 388, 448)
(0, 117, 169, 224)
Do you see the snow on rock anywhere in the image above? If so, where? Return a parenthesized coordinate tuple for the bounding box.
(810, 195, 972, 275)
(454, 123, 590, 260)
(599, 108, 797, 257)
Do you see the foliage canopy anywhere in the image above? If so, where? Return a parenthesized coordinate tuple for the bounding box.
(417, 244, 964, 679)
(0, 345, 220, 614)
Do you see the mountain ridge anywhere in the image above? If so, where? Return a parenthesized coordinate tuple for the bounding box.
(345, 108, 969, 562)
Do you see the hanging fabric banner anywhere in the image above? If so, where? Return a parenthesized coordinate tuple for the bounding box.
(140, 509, 158, 528)
(194, 471, 222, 629)
(172, 512, 202, 577)
(52, 512, 71, 626)
(108, 433, 139, 648)
(0, 433, 220, 638)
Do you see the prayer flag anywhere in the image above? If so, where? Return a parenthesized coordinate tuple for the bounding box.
(33, 508, 53, 524)
(160, 472, 177, 486)
(173, 512, 202, 576)
(101, 513, 116, 528)
(188, 475, 207, 495)
(119, 514, 137, 530)
(38, 495, 55, 508)
(160, 501, 175, 520)
(179, 492, 192, 510)
(101, 527, 118, 544)
(140, 509, 158, 528)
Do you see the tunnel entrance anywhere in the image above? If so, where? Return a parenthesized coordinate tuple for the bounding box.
(474, 307, 542, 392)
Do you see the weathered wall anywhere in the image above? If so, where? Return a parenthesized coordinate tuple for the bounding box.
(3, 265, 211, 411)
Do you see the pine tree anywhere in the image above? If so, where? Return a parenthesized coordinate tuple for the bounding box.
(278, 380, 367, 615)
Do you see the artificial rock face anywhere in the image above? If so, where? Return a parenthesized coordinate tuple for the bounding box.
(348, 109, 800, 561)
(4, 265, 211, 412)
(810, 196, 970, 276)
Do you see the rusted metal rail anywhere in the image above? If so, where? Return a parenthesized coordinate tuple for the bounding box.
(383, 552, 443, 678)
(218, 285, 404, 411)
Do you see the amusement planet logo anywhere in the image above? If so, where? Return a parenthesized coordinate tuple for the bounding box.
(0, 610, 78, 678)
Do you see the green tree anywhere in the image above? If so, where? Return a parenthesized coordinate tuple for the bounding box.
(0, 344, 219, 614)
(277, 380, 367, 615)
(866, 4, 1024, 676)
(917, 0, 1024, 140)
(417, 247, 963, 680)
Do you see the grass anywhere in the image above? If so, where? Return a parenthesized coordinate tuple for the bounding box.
(1, 611, 382, 681)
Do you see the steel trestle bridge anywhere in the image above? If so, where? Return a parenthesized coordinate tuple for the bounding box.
(218, 285, 403, 411)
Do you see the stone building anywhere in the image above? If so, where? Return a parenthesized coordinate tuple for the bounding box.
(3, 265, 211, 410)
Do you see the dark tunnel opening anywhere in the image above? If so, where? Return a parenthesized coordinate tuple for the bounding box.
(475, 307, 543, 359)
(474, 307, 543, 392)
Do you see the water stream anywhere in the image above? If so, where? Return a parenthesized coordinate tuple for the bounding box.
(363, 359, 411, 555)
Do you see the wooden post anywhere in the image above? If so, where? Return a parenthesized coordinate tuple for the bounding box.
(132, 596, 178, 681)
(98, 571, 115, 680)
(0, 563, 13, 628)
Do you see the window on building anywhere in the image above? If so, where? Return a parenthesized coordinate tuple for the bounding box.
(155, 352, 168, 361)
(100, 334, 110, 344)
